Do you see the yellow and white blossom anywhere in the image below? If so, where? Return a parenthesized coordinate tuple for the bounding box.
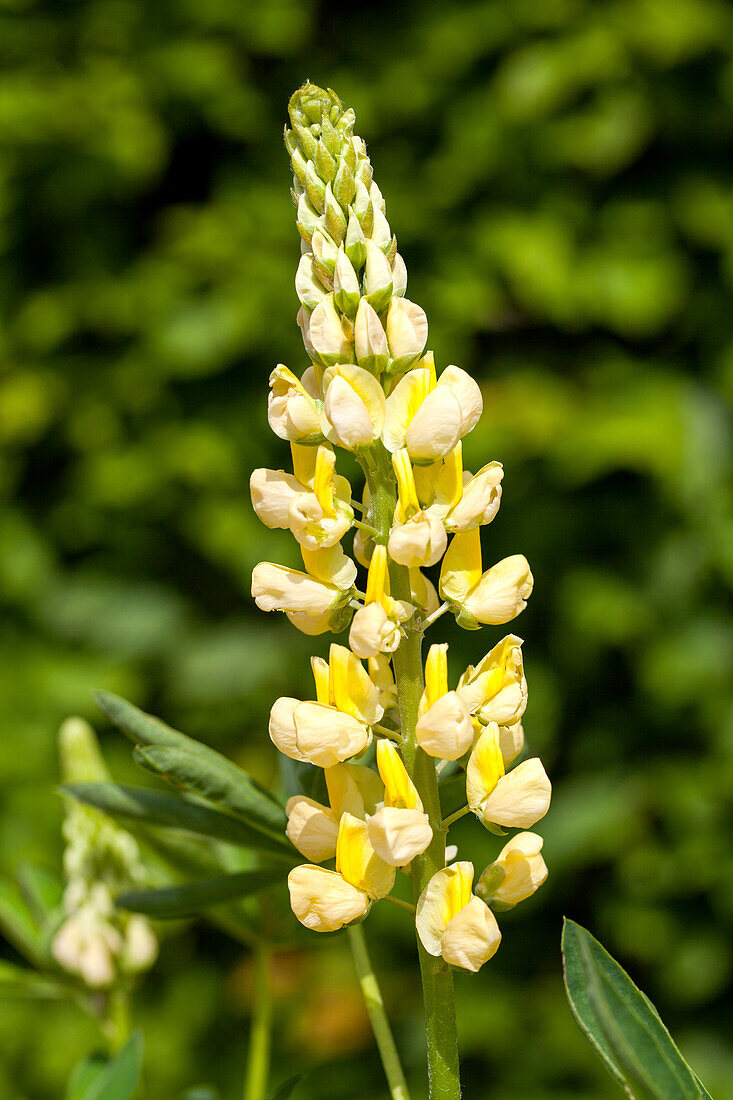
(367, 741, 432, 866)
(440, 528, 533, 627)
(382, 360, 482, 462)
(267, 364, 324, 442)
(288, 864, 370, 932)
(477, 832, 548, 909)
(349, 545, 413, 658)
(250, 445, 353, 550)
(354, 297, 390, 374)
(251, 544, 356, 634)
(434, 446, 503, 532)
(336, 812, 396, 899)
(466, 724, 551, 829)
(457, 635, 527, 727)
(285, 794, 339, 862)
(498, 721, 525, 767)
(308, 293, 354, 366)
(323, 363, 386, 449)
(387, 449, 447, 567)
(415, 644, 473, 760)
(416, 862, 501, 973)
(385, 297, 428, 373)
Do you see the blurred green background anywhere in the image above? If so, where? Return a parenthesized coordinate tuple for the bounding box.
(1, 0, 732, 1096)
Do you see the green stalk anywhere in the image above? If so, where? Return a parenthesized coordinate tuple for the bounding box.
(348, 924, 411, 1100)
(244, 943, 273, 1100)
(364, 444, 462, 1100)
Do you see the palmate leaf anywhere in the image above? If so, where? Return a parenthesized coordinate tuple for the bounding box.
(562, 919, 710, 1100)
(95, 692, 286, 835)
(117, 867, 285, 918)
(61, 784, 294, 860)
(66, 1031, 143, 1100)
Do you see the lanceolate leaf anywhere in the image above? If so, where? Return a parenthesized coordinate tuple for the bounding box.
(562, 918, 708, 1100)
(269, 1075, 304, 1100)
(61, 784, 294, 859)
(0, 878, 42, 962)
(66, 1030, 144, 1100)
(133, 744, 287, 838)
(117, 868, 284, 918)
(95, 692, 286, 834)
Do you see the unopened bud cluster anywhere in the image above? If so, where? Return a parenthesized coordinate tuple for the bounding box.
(52, 719, 157, 989)
(251, 85, 551, 973)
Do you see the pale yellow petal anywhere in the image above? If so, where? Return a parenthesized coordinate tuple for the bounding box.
(415, 691, 474, 760)
(285, 796, 339, 862)
(381, 368, 431, 453)
(288, 865, 369, 932)
(367, 807, 432, 866)
(292, 701, 370, 768)
(336, 813, 396, 899)
(441, 895, 500, 972)
(439, 529, 483, 606)
(416, 862, 474, 956)
(465, 723, 505, 813)
(481, 758, 551, 829)
(376, 740, 421, 811)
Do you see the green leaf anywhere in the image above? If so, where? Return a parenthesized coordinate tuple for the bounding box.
(95, 692, 286, 835)
(0, 959, 65, 999)
(562, 918, 709, 1100)
(133, 743, 287, 839)
(66, 1031, 143, 1100)
(61, 784, 294, 859)
(117, 868, 285, 918)
(269, 1075, 304, 1099)
(181, 1090, 220, 1100)
(16, 862, 64, 921)
(0, 878, 42, 961)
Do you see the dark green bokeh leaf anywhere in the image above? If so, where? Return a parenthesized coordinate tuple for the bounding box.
(0, 959, 65, 999)
(133, 742, 287, 840)
(269, 1074, 304, 1100)
(61, 784, 293, 859)
(66, 1031, 143, 1100)
(117, 867, 284, 918)
(562, 918, 708, 1100)
(0, 878, 42, 962)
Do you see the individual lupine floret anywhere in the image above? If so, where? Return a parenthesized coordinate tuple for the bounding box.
(286, 761, 385, 862)
(466, 723, 551, 830)
(288, 812, 396, 933)
(349, 545, 413, 659)
(251, 543, 356, 635)
(382, 356, 483, 462)
(456, 634, 528, 728)
(367, 741, 432, 866)
(415, 643, 474, 760)
(269, 644, 382, 767)
(250, 444, 353, 550)
(323, 363, 386, 449)
(475, 833, 548, 911)
(388, 450, 447, 568)
(440, 527, 533, 629)
(416, 862, 501, 973)
(268, 364, 325, 442)
(420, 443, 504, 533)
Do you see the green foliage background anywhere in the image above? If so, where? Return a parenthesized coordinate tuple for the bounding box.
(1, 0, 732, 1096)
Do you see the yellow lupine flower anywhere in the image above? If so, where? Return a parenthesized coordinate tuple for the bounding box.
(288, 864, 369, 932)
(349, 546, 413, 658)
(415, 643, 473, 760)
(382, 362, 482, 462)
(440, 528, 533, 628)
(416, 862, 501, 972)
(367, 741, 432, 866)
(286, 761, 385, 862)
(457, 634, 527, 727)
(466, 724, 551, 829)
(252, 544, 357, 636)
(477, 832, 548, 909)
(323, 363, 386, 449)
(250, 444, 353, 550)
(336, 813, 396, 900)
(267, 364, 324, 442)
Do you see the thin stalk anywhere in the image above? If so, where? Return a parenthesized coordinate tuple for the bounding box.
(384, 895, 416, 914)
(443, 805, 471, 829)
(101, 986, 131, 1054)
(364, 443, 462, 1100)
(420, 602, 450, 631)
(347, 924, 411, 1100)
(244, 943, 273, 1100)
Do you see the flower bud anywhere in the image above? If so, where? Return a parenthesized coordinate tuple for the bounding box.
(324, 182, 347, 243)
(308, 294, 354, 367)
(295, 253, 328, 311)
(446, 462, 504, 532)
(333, 247, 361, 318)
(304, 159, 326, 212)
(354, 298, 389, 374)
(391, 253, 408, 297)
(345, 210, 367, 270)
(385, 298, 428, 374)
(363, 240, 393, 313)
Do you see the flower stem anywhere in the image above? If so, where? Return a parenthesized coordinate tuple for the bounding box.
(364, 443, 462, 1100)
(384, 894, 416, 914)
(244, 943, 273, 1100)
(348, 924, 411, 1100)
(443, 805, 471, 829)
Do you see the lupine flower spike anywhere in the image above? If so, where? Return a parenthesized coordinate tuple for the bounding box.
(251, 83, 553, 1098)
